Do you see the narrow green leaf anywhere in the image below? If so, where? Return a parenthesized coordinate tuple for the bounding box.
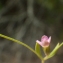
(48, 43, 59, 58)
(43, 46, 50, 56)
(59, 42, 63, 48)
(35, 42, 43, 58)
(44, 42, 63, 60)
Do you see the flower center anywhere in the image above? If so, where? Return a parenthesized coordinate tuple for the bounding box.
(42, 41, 49, 47)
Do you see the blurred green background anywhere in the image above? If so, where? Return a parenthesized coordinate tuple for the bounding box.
(0, 0, 63, 63)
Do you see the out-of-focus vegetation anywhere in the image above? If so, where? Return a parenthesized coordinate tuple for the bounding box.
(0, 0, 63, 63)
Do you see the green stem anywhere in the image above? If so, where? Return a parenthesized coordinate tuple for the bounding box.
(42, 60, 45, 63)
(0, 34, 43, 60)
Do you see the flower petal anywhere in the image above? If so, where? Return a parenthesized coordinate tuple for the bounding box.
(48, 36, 51, 43)
(42, 41, 49, 47)
(36, 40, 42, 46)
(41, 35, 48, 42)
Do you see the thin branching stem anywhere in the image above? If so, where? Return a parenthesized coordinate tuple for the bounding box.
(0, 34, 43, 60)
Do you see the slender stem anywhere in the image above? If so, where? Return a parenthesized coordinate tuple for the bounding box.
(0, 34, 43, 60)
(42, 60, 45, 63)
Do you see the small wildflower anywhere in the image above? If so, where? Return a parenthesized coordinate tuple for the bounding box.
(36, 35, 51, 47)
(36, 35, 51, 55)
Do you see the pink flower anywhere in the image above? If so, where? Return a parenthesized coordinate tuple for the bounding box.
(36, 35, 51, 47)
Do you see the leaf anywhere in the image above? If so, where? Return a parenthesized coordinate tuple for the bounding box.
(43, 46, 50, 56)
(35, 42, 43, 58)
(44, 42, 63, 60)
